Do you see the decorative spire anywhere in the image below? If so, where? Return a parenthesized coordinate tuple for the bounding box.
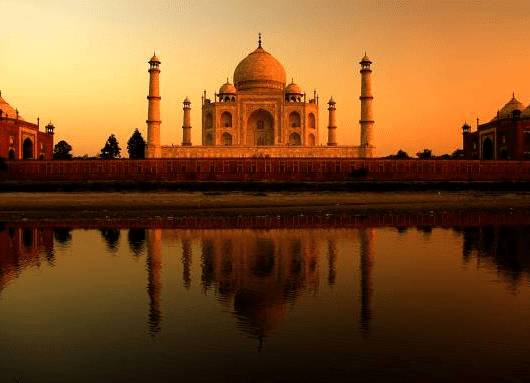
(258, 32, 262, 48)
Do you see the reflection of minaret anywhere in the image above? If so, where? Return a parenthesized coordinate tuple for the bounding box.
(201, 239, 216, 290)
(182, 238, 192, 289)
(327, 240, 337, 286)
(146, 229, 163, 335)
(146, 53, 161, 158)
(359, 228, 375, 336)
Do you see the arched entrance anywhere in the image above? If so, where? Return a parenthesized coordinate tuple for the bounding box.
(482, 137, 494, 160)
(222, 133, 232, 146)
(289, 133, 301, 145)
(8, 149, 15, 159)
(23, 138, 33, 159)
(248, 109, 274, 146)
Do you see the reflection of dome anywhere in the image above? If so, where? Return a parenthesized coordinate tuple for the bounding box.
(285, 81, 302, 95)
(233, 288, 287, 339)
(233, 47, 286, 91)
(219, 81, 237, 95)
(493, 96, 526, 121)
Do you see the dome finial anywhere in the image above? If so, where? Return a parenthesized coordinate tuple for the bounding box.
(258, 32, 262, 48)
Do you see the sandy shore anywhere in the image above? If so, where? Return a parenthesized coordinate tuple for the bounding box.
(1, 191, 530, 221)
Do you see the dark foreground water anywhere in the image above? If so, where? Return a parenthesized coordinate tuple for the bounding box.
(1, 212, 530, 382)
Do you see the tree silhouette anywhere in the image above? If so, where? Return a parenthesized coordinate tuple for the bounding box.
(395, 149, 410, 159)
(53, 140, 73, 160)
(127, 129, 146, 159)
(416, 149, 433, 159)
(100, 134, 121, 159)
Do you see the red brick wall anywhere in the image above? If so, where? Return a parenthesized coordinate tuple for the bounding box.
(3, 158, 530, 182)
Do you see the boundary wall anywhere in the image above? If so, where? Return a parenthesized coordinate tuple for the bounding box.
(3, 158, 530, 182)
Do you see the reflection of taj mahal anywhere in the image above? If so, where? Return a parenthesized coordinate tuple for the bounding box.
(146, 35, 375, 158)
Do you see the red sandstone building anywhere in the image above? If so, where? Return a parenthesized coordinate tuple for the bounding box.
(0, 93, 55, 160)
(462, 95, 530, 160)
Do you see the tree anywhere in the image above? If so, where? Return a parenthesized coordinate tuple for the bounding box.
(127, 129, 146, 159)
(451, 149, 465, 159)
(395, 149, 410, 159)
(416, 149, 433, 159)
(53, 140, 73, 160)
(100, 134, 121, 159)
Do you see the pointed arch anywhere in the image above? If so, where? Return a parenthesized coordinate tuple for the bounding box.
(248, 109, 274, 146)
(221, 111, 232, 127)
(23, 138, 33, 159)
(482, 137, 494, 160)
(289, 111, 301, 128)
(289, 133, 301, 146)
(222, 133, 232, 146)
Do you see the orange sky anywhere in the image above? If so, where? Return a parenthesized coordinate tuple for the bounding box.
(3, 0, 530, 157)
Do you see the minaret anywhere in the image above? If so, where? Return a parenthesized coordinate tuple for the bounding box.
(146, 53, 161, 158)
(327, 97, 337, 146)
(182, 97, 192, 146)
(359, 54, 374, 157)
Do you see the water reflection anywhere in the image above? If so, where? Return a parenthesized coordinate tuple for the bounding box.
(461, 226, 530, 291)
(100, 228, 121, 253)
(359, 228, 374, 336)
(0, 226, 54, 294)
(2, 212, 530, 343)
(128, 228, 146, 258)
(147, 229, 163, 335)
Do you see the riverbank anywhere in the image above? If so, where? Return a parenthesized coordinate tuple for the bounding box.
(2, 190, 530, 222)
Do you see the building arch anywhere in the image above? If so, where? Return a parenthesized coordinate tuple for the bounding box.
(289, 133, 301, 145)
(248, 109, 274, 146)
(289, 111, 301, 128)
(23, 138, 33, 159)
(205, 133, 213, 146)
(308, 133, 316, 146)
(222, 133, 232, 146)
(221, 111, 232, 127)
(500, 148, 509, 160)
(8, 149, 15, 159)
(308, 113, 316, 129)
(482, 137, 494, 160)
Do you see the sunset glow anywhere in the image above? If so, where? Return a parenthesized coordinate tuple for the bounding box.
(3, 0, 530, 157)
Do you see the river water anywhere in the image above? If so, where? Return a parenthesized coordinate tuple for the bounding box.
(1, 209, 530, 382)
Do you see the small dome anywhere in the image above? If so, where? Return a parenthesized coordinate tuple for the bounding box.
(0, 94, 24, 121)
(328, 96, 336, 104)
(360, 54, 372, 64)
(285, 81, 302, 95)
(492, 96, 526, 121)
(183, 96, 190, 103)
(149, 53, 160, 63)
(521, 104, 530, 118)
(219, 81, 237, 95)
(233, 46, 286, 91)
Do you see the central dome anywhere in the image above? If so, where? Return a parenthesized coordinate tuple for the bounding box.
(233, 47, 286, 91)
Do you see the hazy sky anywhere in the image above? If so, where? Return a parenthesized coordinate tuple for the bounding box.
(3, 0, 530, 157)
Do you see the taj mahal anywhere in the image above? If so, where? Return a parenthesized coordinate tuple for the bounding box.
(145, 35, 375, 158)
